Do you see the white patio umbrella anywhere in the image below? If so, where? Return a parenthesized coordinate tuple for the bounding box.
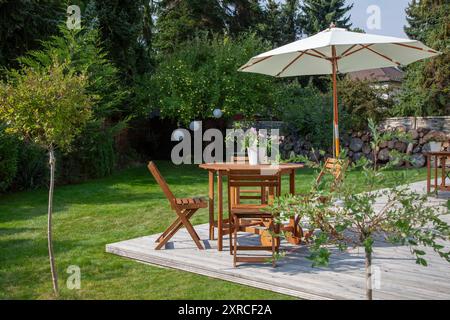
(239, 25, 440, 157)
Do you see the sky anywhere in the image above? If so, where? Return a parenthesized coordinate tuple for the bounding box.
(347, 0, 411, 37)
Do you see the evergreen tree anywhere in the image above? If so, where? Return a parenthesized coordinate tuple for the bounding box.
(224, 0, 265, 36)
(93, 0, 149, 78)
(279, 0, 301, 43)
(0, 0, 64, 68)
(155, 0, 226, 52)
(395, 0, 449, 116)
(299, 0, 353, 36)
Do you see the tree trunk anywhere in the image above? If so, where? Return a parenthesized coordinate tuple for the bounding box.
(47, 146, 59, 297)
(365, 248, 373, 300)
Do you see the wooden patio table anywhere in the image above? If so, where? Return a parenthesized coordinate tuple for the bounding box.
(425, 151, 450, 194)
(199, 162, 304, 251)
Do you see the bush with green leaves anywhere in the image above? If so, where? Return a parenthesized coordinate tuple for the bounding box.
(276, 82, 342, 150)
(0, 126, 18, 192)
(13, 26, 127, 183)
(149, 33, 278, 126)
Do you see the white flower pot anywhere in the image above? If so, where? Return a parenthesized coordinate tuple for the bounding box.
(247, 147, 258, 165)
(429, 141, 442, 152)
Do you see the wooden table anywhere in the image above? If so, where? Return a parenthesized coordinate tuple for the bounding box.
(425, 151, 450, 193)
(199, 163, 304, 251)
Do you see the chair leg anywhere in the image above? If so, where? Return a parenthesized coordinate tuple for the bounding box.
(155, 209, 203, 250)
(229, 213, 234, 255)
(233, 215, 238, 267)
(155, 209, 196, 243)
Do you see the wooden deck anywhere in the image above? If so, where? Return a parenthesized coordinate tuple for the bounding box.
(106, 180, 450, 300)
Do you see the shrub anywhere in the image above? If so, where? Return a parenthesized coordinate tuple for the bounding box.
(149, 33, 279, 126)
(276, 82, 339, 150)
(0, 126, 18, 192)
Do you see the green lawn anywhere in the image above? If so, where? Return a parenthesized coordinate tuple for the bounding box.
(0, 161, 428, 300)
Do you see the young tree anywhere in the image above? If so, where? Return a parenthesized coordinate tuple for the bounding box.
(299, 0, 353, 36)
(271, 123, 450, 300)
(0, 60, 93, 296)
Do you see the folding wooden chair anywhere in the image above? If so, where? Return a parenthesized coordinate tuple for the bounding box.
(313, 158, 349, 192)
(227, 169, 281, 267)
(148, 162, 207, 250)
(230, 156, 267, 205)
(283, 158, 350, 243)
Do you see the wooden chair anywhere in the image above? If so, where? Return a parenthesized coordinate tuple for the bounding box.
(230, 156, 267, 205)
(148, 162, 207, 250)
(227, 169, 281, 267)
(285, 158, 350, 244)
(313, 158, 349, 191)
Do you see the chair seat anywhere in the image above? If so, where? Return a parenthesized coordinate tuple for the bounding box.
(175, 197, 207, 209)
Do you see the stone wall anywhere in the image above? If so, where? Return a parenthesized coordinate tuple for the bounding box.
(281, 127, 450, 168)
(380, 116, 450, 133)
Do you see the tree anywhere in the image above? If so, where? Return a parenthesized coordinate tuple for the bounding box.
(394, 0, 449, 116)
(262, 0, 301, 46)
(338, 77, 394, 130)
(224, 0, 265, 36)
(271, 124, 450, 300)
(0, 0, 64, 68)
(93, 0, 150, 78)
(299, 0, 353, 36)
(0, 60, 93, 296)
(17, 26, 127, 181)
(150, 33, 277, 126)
(155, 0, 226, 52)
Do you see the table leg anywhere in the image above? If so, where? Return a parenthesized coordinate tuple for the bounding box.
(442, 156, 446, 189)
(208, 170, 215, 240)
(217, 171, 223, 251)
(426, 154, 431, 193)
(434, 155, 438, 193)
(289, 170, 296, 195)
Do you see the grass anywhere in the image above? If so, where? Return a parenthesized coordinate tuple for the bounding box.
(0, 161, 428, 299)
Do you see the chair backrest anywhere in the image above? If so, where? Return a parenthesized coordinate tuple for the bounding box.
(315, 158, 349, 189)
(230, 155, 249, 163)
(148, 162, 176, 207)
(228, 169, 281, 204)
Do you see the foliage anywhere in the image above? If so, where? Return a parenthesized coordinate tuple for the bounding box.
(299, 0, 353, 36)
(16, 26, 127, 181)
(13, 141, 49, 190)
(150, 33, 278, 126)
(0, 60, 93, 151)
(271, 125, 450, 300)
(394, 0, 449, 116)
(0, 0, 64, 68)
(155, 0, 226, 52)
(0, 126, 18, 192)
(261, 0, 301, 46)
(92, 0, 151, 78)
(276, 82, 339, 150)
(338, 77, 395, 130)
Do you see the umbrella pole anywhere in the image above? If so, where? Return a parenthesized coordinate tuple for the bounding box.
(331, 45, 340, 158)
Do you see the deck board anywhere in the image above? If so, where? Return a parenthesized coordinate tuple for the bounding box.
(106, 180, 450, 300)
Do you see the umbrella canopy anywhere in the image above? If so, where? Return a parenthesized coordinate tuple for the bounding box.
(239, 26, 440, 156)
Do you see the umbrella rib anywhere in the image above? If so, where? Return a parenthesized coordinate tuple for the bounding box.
(340, 44, 357, 57)
(276, 51, 307, 77)
(340, 44, 373, 58)
(393, 42, 438, 54)
(364, 46, 401, 66)
(240, 55, 273, 71)
(310, 49, 329, 59)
